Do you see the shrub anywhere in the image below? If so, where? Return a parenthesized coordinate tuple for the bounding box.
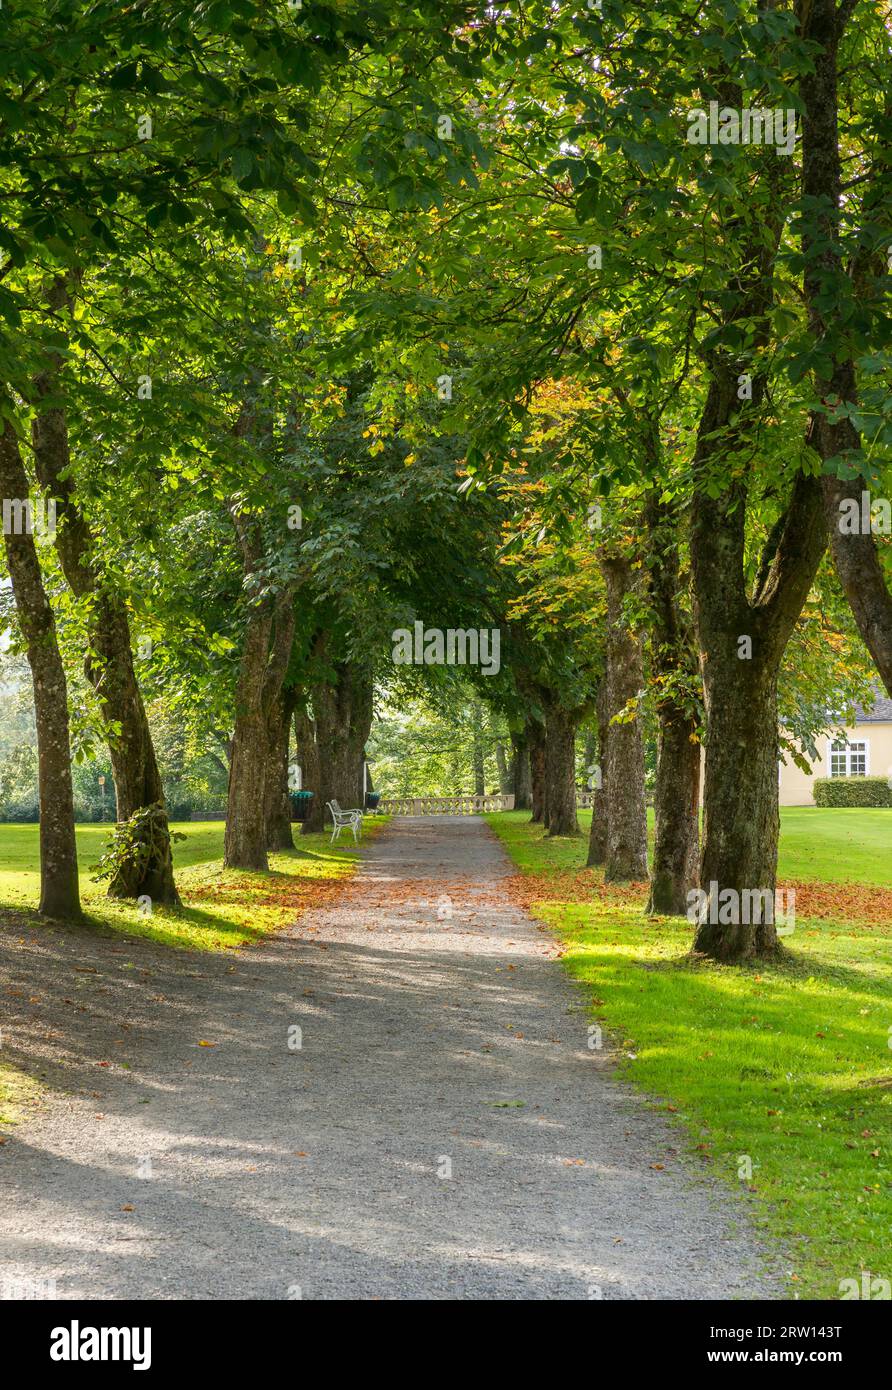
(92, 803, 186, 899)
(0, 799, 40, 822)
(813, 776, 892, 808)
(188, 790, 227, 815)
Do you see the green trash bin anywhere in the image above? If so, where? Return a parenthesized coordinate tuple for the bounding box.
(289, 790, 314, 823)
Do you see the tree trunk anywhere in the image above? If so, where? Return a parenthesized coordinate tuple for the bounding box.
(312, 658, 374, 830)
(224, 550, 294, 871)
(494, 738, 511, 795)
(294, 699, 323, 835)
(693, 0, 856, 950)
(648, 709, 700, 915)
(686, 63, 828, 959)
(586, 680, 609, 867)
(510, 731, 532, 811)
(601, 554, 648, 881)
(0, 416, 81, 920)
(643, 488, 701, 914)
(30, 339, 179, 906)
(691, 453, 826, 959)
(86, 597, 180, 905)
(693, 657, 782, 960)
(543, 699, 579, 836)
(528, 719, 547, 823)
(471, 712, 485, 796)
(823, 472, 892, 698)
(265, 686, 296, 852)
(225, 602, 275, 870)
(798, 3, 892, 696)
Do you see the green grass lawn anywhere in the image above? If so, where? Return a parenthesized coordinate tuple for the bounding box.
(496, 806, 892, 888)
(487, 808, 892, 1300)
(774, 808, 892, 888)
(0, 818, 387, 952)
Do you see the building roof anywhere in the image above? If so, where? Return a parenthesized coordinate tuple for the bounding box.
(854, 691, 892, 723)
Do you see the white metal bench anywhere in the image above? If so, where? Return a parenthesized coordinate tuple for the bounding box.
(326, 799, 363, 844)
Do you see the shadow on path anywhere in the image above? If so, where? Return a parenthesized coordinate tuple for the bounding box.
(0, 816, 781, 1300)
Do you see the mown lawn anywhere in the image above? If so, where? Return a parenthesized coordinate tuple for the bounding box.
(0, 818, 387, 952)
(773, 807, 892, 888)
(487, 808, 892, 1300)
(501, 805, 892, 888)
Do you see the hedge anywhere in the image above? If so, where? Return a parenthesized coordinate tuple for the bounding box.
(813, 776, 892, 808)
(0, 800, 40, 822)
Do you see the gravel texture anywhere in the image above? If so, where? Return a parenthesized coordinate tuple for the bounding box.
(0, 814, 781, 1300)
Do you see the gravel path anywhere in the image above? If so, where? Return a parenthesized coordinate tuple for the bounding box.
(0, 815, 780, 1300)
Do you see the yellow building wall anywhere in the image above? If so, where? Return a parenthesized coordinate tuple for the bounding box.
(779, 723, 892, 806)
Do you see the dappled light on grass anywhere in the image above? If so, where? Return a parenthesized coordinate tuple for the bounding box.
(0, 1059, 43, 1129)
(487, 811, 892, 1299)
(0, 820, 390, 952)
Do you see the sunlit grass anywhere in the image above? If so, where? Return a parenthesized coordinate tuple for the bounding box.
(500, 805, 892, 888)
(0, 818, 389, 951)
(487, 810, 892, 1299)
(0, 1060, 43, 1128)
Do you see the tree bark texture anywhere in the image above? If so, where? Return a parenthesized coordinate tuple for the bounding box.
(31, 328, 178, 905)
(294, 698, 324, 835)
(510, 730, 532, 811)
(224, 503, 295, 869)
(265, 685, 296, 851)
(312, 658, 374, 828)
(601, 553, 648, 881)
(527, 718, 547, 824)
(0, 415, 81, 920)
(643, 488, 701, 914)
(586, 679, 609, 867)
(543, 697, 579, 837)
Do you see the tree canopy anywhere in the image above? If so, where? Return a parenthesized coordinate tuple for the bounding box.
(1, 0, 890, 960)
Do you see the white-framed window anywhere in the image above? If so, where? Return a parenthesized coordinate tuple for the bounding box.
(828, 738, 869, 777)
